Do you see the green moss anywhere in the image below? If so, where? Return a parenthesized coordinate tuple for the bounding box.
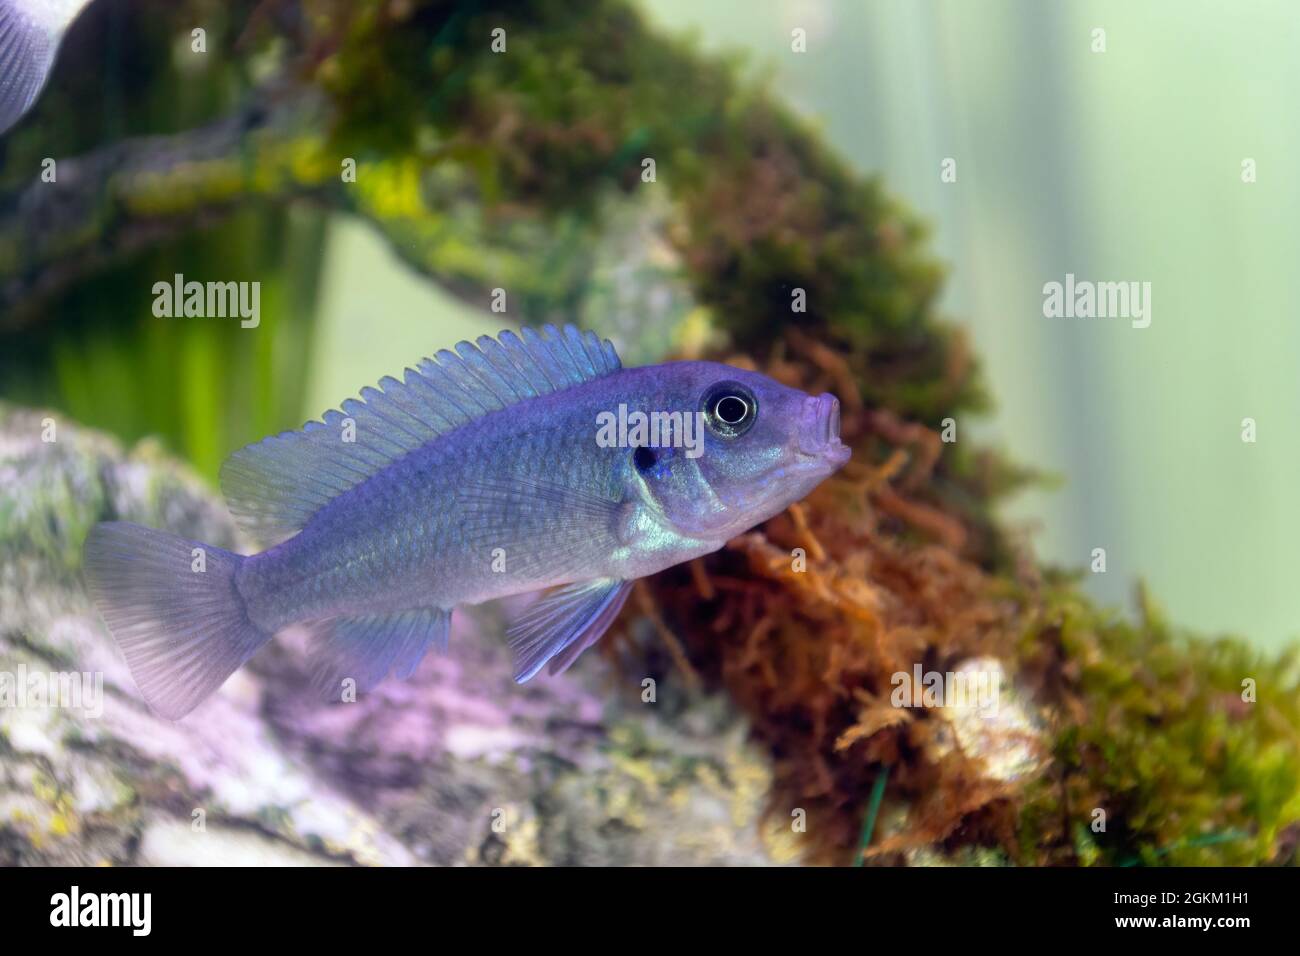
(310, 0, 983, 418)
(1013, 584, 1300, 865)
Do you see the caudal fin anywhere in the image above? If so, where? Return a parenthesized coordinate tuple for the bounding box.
(83, 522, 271, 720)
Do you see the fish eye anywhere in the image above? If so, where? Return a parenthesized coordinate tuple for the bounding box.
(701, 381, 758, 439)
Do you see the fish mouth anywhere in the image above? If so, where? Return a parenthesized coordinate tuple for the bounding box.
(799, 393, 851, 467)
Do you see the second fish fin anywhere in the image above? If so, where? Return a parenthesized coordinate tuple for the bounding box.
(508, 578, 633, 683)
(309, 606, 451, 702)
(0, 0, 87, 136)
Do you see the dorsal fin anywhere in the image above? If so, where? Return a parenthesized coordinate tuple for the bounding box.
(219, 324, 621, 543)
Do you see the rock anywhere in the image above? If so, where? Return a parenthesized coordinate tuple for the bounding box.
(0, 402, 785, 865)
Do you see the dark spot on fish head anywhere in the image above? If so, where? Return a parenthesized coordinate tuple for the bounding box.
(633, 445, 658, 473)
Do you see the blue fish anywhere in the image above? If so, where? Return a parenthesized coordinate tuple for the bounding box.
(84, 325, 850, 718)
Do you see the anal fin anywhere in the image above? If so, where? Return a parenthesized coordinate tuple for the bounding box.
(310, 606, 451, 702)
(508, 579, 633, 682)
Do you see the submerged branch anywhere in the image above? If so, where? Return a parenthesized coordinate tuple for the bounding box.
(0, 91, 331, 326)
(0, 89, 604, 328)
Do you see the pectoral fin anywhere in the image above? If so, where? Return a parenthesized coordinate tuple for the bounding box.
(508, 578, 633, 682)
